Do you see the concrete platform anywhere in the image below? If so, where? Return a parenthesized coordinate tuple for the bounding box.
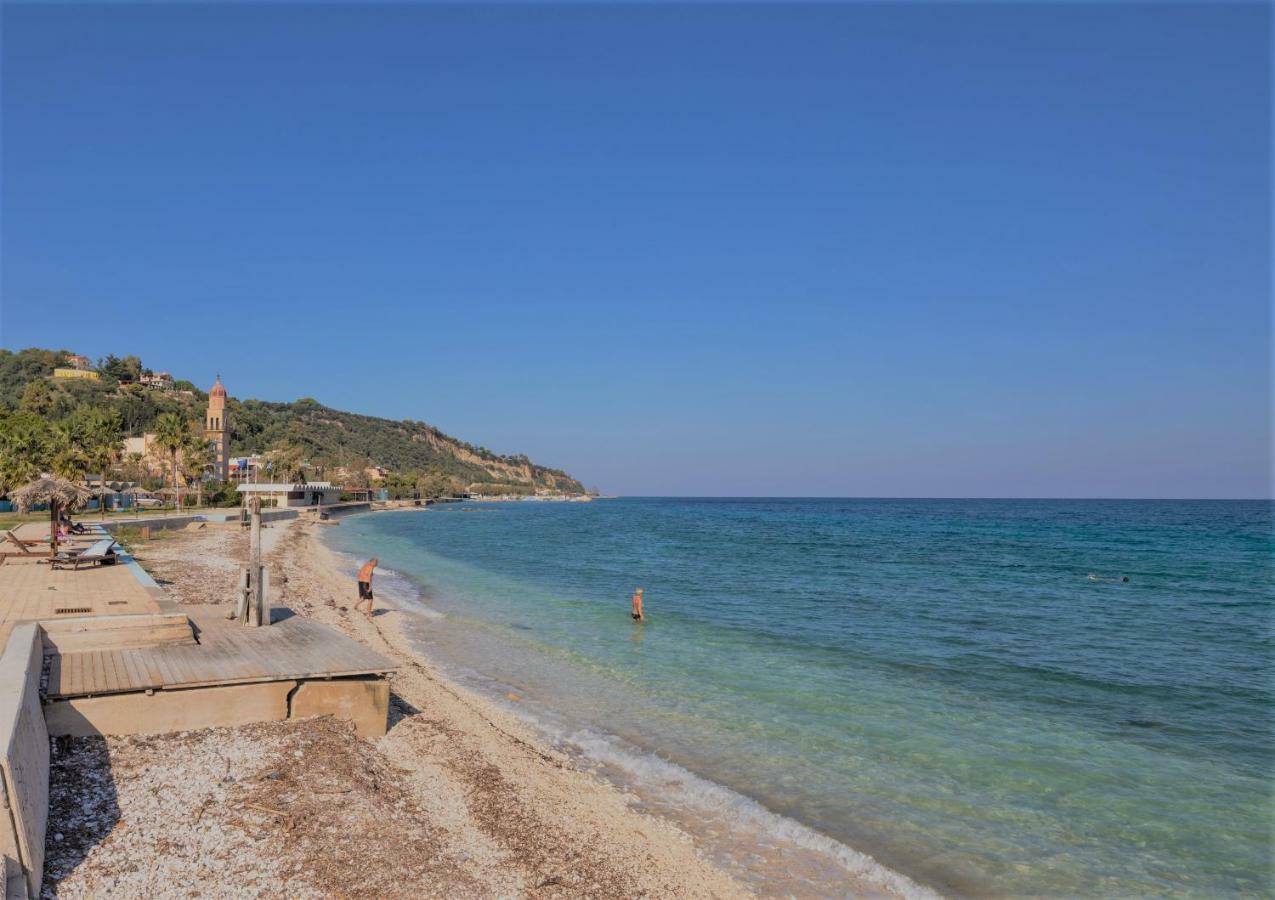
(0, 554, 160, 648)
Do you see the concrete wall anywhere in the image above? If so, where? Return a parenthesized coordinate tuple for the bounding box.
(0, 625, 49, 899)
(45, 681, 296, 739)
(44, 677, 390, 740)
(102, 508, 298, 534)
(291, 679, 390, 738)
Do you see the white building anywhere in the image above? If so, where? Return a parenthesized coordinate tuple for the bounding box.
(236, 482, 343, 508)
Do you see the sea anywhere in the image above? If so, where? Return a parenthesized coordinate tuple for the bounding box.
(322, 498, 1274, 898)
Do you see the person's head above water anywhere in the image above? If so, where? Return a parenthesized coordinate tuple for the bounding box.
(635, 588, 643, 595)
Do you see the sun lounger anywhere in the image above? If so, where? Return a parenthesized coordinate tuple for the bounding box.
(2, 530, 36, 555)
(49, 538, 118, 570)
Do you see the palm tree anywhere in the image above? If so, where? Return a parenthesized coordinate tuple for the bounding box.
(152, 413, 192, 510)
(0, 411, 53, 494)
(181, 435, 213, 508)
(80, 409, 123, 517)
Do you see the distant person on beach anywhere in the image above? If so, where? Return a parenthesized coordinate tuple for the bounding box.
(631, 587, 644, 622)
(355, 558, 378, 618)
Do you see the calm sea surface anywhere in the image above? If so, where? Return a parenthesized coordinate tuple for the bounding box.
(325, 498, 1274, 897)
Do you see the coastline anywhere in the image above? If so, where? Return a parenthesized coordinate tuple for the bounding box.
(43, 513, 747, 897)
(42, 506, 936, 897)
(311, 507, 935, 899)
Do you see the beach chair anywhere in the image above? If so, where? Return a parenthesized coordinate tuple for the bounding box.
(2, 530, 36, 555)
(49, 538, 118, 570)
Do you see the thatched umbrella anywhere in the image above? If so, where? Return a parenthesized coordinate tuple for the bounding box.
(122, 485, 153, 518)
(11, 475, 92, 554)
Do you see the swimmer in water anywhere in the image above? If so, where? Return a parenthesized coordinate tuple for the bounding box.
(1088, 573, 1130, 583)
(631, 587, 644, 622)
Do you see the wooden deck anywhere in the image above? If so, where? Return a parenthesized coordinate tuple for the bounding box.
(45, 608, 395, 700)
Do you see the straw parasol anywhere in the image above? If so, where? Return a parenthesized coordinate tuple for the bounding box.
(10, 475, 93, 553)
(11, 475, 92, 514)
(122, 484, 155, 517)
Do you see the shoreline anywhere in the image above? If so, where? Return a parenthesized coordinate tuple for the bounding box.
(43, 508, 933, 897)
(45, 513, 751, 897)
(314, 508, 935, 899)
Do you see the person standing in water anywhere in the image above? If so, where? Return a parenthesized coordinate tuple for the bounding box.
(355, 558, 378, 618)
(631, 587, 645, 621)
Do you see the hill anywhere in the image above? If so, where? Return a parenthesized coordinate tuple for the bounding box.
(0, 348, 586, 494)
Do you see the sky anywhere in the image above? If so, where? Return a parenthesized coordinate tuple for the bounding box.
(1, 2, 1270, 498)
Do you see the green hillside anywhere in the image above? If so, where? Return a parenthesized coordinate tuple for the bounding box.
(0, 348, 585, 494)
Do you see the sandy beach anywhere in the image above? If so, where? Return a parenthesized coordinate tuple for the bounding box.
(41, 513, 752, 898)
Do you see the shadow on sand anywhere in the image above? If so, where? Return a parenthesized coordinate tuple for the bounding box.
(41, 735, 120, 896)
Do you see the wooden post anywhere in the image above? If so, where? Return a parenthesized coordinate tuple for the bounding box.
(49, 500, 59, 556)
(230, 565, 250, 621)
(248, 495, 264, 626)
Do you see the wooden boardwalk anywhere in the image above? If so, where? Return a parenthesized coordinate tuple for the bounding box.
(45, 608, 395, 699)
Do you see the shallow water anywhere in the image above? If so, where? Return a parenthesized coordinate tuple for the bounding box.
(326, 498, 1274, 897)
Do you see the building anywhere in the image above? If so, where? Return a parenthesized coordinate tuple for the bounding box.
(236, 482, 343, 508)
(205, 376, 230, 481)
(52, 368, 100, 381)
(140, 371, 174, 389)
(65, 354, 92, 371)
(228, 455, 265, 482)
(122, 435, 167, 478)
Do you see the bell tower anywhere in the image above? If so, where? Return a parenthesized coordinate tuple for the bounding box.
(206, 375, 230, 481)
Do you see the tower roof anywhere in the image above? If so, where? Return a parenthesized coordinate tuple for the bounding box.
(209, 375, 226, 399)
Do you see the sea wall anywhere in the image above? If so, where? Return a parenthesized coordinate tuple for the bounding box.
(0, 624, 49, 899)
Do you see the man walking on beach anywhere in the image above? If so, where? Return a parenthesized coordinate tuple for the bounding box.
(631, 587, 644, 622)
(355, 558, 378, 619)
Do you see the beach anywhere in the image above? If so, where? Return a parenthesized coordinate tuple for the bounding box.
(40, 499, 1274, 898)
(41, 513, 753, 898)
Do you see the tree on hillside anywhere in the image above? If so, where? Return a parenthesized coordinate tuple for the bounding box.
(19, 379, 55, 416)
(98, 354, 143, 383)
(265, 444, 307, 483)
(153, 413, 193, 508)
(416, 472, 463, 499)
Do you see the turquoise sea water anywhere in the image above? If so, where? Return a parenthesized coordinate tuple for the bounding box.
(326, 498, 1274, 897)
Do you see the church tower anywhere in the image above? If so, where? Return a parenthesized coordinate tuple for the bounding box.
(206, 376, 230, 481)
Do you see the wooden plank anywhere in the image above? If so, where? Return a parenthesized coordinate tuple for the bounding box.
(100, 651, 123, 694)
(65, 652, 81, 698)
(89, 652, 107, 695)
(149, 649, 182, 689)
(136, 649, 167, 689)
(165, 647, 202, 685)
(117, 650, 147, 692)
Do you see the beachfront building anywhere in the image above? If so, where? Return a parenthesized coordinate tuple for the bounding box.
(206, 376, 230, 480)
(236, 482, 343, 508)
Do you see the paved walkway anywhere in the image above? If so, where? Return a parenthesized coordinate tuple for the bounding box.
(0, 537, 160, 647)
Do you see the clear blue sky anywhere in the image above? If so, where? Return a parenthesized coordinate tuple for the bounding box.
(2, 3, 1270, 498)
